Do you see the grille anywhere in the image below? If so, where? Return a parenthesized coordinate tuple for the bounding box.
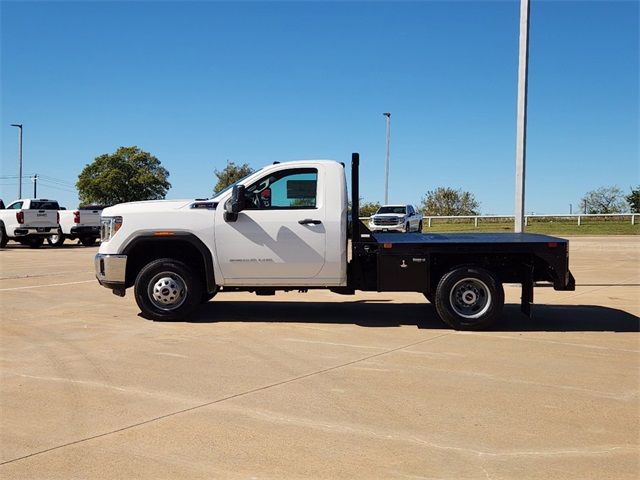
(373, 217, 402, 226)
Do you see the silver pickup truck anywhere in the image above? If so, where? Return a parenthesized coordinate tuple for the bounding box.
(367, 204, 423, 233)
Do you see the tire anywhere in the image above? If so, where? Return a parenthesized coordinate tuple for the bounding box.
(418, 221, 423, 233)
(405, 223, 410, 233)
(80, 236, 97, 247)
(47, 230, 65, 247)
(0, 225, 7, 248)
(134, 258, 202, 321)
(434, 266, 504, 330)
(26, 237, 45, 249)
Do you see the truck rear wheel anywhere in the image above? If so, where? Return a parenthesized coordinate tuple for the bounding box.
(26, 237, 45, 249)
(434, 266, 504, 330)
(134, 258, 202, 321)
(0, 225, 7, 248)
(80, 236, 96, 247)
(47, 230, 65, 247)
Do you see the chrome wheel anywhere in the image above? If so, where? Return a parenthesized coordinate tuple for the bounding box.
(449, 277, 491, 319)
(148, 272, 188, 311)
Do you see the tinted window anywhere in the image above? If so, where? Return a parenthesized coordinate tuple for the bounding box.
(30, 201, 60, 210)
(244, 168, 317, 210)
(78, 204, 106, 211)
(7, 201, 23, 210)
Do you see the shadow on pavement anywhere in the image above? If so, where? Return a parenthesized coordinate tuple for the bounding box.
(188, 301, 639, 333)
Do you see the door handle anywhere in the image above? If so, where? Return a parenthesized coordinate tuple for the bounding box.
(298, 219, 322, 225)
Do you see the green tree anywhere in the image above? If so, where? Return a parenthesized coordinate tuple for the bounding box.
(359, 201, 382, 217)
(626, 186, 640, 213)
(213, 161, 254, 194)
(581, 186, 627, 214)
(420, 187, 479, 216)
(76, 146, 170, 206)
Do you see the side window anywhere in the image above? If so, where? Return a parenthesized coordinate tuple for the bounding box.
(407, 205, 414, 215)
(244, 168, 318, 210)
(8, 201, 23, 210)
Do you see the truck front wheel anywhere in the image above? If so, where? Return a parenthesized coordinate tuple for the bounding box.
(134, 258, 202, 321)
(434, 266, 504, 330)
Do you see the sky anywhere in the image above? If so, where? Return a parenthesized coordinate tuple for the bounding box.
(1, 0, 638, 214)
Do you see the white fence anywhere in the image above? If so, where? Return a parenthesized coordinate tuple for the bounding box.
(360, 213, 638, 227)
(423, 213, 637, 228)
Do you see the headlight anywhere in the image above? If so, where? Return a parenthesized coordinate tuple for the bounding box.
(100, 216, 123, 242)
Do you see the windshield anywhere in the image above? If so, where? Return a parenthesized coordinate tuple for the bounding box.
(377, 206, 406, 214)
(211, 173, 254, 200)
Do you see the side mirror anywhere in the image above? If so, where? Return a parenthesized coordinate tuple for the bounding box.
(224, 184, 245, 222)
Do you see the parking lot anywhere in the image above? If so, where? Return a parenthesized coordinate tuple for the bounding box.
(0, 236, 638, 479)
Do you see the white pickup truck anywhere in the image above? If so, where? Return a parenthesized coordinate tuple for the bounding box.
(95, 154, 575, 330)
(48, 205, 104, 247)
(0, 199, 60, 248)
(368, 204, 423, 233)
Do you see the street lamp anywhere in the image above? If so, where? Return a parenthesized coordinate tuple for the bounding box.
(383, 112, 391, 204)
(514, 0, 530, 233)
(10, 124, 23, 199)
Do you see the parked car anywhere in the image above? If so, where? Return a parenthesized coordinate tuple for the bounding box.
(48, 204, 105, 247)
(0, 198, 60, 248)
(368, 204, 423, 233)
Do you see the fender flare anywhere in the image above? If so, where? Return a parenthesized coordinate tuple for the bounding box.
(121, 232, 216, 294)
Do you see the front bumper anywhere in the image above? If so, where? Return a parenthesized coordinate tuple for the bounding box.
(368, 224, 407, 233)
(95, 253, 127, 289)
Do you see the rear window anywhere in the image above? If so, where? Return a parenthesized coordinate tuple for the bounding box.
(78, 204, 106, 211)
(30, 201, 60, 210)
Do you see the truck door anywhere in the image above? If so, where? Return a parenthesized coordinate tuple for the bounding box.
(214, 167, 326, 282)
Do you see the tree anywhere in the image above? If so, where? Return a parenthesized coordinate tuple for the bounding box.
(580, 186, 627, 214)
(213, 161, 254, 194)
(359, 201, 382, 217)
(420, 187, 479, 216)
(76, 146, 170, 206)
(626, 186, 640, 213)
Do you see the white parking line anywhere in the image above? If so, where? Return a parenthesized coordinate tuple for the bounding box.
(0, 280, 95, 291)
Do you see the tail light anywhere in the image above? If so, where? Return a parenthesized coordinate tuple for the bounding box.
(16, 211, 24, 224)
(73, 210, 80, 223)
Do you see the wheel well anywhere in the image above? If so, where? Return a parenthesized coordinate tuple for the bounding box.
(123, 238, 213, 291)
(428, 254, 532, 295)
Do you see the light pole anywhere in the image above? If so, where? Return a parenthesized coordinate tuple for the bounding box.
(10, 124, 23, 199)
(514, 0, 530, 233)
(32, 174, 38, 198)
(383, 112, 391, 204)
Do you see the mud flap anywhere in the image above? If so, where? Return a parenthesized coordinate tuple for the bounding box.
(521, 267, 534, 317)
